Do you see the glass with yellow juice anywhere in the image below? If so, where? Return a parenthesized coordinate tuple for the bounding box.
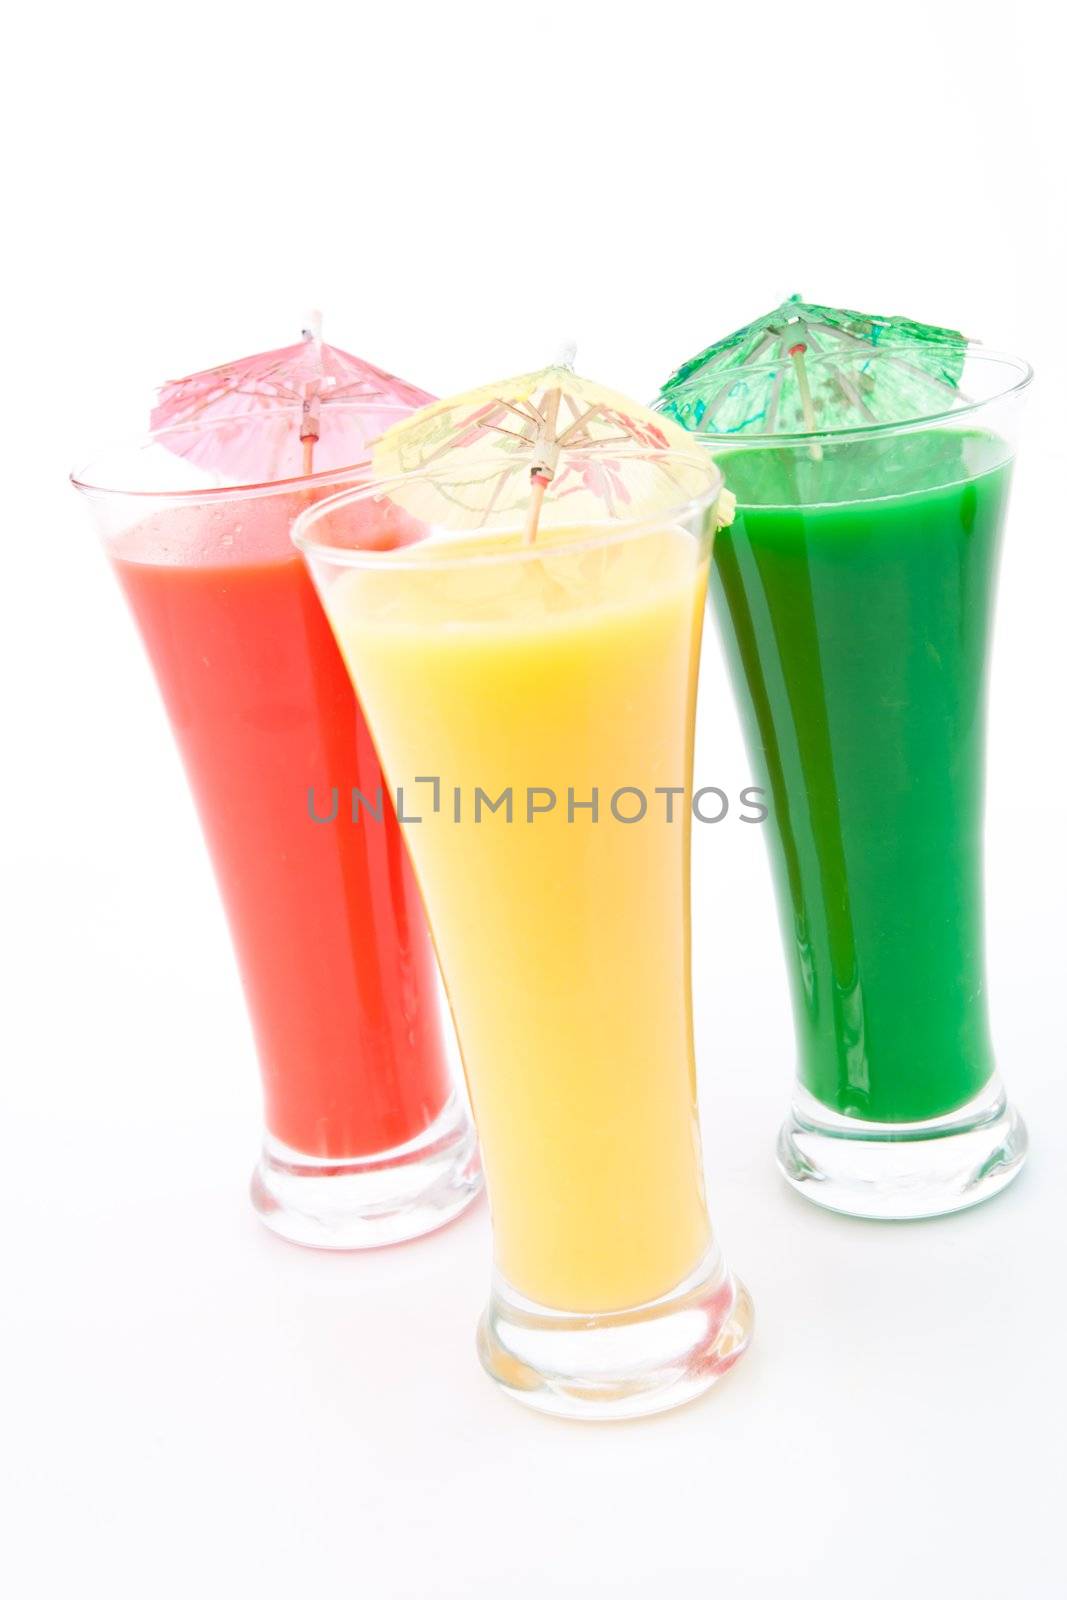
(294, 457, 751, 1419)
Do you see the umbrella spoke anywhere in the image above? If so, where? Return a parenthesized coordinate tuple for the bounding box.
(694, 377, 750, 427)
(478, 420, 537, 444)
(517, 397, 548, 427)
(477, 464, 523, 528)
(497, 399, 541, 431)
(883, 356, 969, 399)
(830, 367, 878, 422)
(568, 434, 634, 452)
(743, 331, 779, 366)
(557, 404, 605, 446)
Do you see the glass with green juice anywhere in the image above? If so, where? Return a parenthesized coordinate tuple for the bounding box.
(660, 339, 1031, 1218)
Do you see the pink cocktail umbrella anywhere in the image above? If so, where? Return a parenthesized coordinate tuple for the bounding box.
(150, 312, 434, 481)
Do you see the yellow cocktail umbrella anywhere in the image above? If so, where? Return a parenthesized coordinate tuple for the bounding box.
(372, 350, 724, 542)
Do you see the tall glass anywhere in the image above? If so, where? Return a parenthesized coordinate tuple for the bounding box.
(294, 458, 752, 1418)
(676, 350, 1031, 1219)
(72, 410, 480, 1247)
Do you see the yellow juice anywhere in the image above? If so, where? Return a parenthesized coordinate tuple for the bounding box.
(327, 524, 712, 1312)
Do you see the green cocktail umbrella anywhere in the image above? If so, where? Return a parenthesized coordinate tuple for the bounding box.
(657, 295, 968, 439)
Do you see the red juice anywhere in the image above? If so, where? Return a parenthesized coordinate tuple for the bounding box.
(112, 488, 452, 1159)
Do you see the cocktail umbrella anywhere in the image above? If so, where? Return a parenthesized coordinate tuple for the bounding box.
(372, 349, 719, 543)
(657, 296, 968, 445)
(150, 312, 434, 481)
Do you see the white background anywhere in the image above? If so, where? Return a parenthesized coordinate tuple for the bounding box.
(3, 3, 1065, 1596)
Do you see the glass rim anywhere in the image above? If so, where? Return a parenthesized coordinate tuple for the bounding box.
(290, 453, 725, 572)
(655, 346, 1033, 449)
(69, 400, 419, 502)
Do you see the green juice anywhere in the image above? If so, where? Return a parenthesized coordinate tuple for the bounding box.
(712, 430, 1010, 1124)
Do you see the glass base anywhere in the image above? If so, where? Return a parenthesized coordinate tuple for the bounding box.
(250, 1093, 482, 1249)
(477, 1246, 752, 1421)
(777, 1076, 1028, 1220)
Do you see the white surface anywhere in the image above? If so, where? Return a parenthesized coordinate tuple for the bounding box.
(3, 3, 1066, 1596)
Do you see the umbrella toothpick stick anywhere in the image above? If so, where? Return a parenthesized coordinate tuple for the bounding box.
(788, 343, 823, 462)
(300, 309, 325, 476)
(301, 394, 320, 475)
(523, 387, 563, 545)
(524, 472, 550, 545)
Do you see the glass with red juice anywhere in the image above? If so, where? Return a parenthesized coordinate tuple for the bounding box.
(73, 410, 481, 1246)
